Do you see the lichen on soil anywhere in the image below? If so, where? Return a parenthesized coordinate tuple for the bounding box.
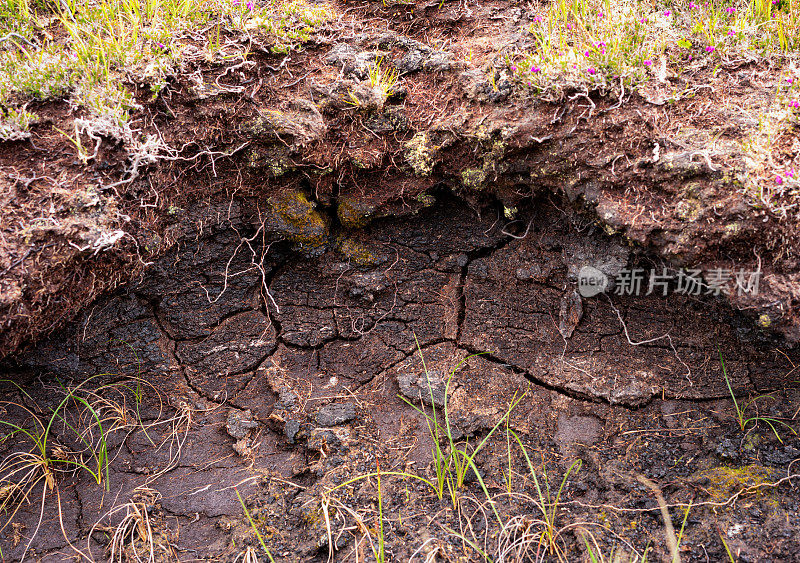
(1, 0, 800, 561)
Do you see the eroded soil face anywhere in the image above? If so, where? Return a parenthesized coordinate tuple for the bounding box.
(2, 198, 799, 561)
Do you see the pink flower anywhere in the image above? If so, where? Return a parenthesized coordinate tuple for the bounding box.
(776, 175, 784, 184)
(584, 50, 591, 57)
(644, 59, 652, 66)
(664, 10, 672, 16)
(788, 169, 796, 177)
(598, 11, 604, 18)
(706, 45, 715, 52)
(530, 66, 541, 72)
(587, 67, 596, 74)
(566, 23, 573, 30)
(639, 17, 648, 23)
(533, 16, 542, 22)
(787, 77, 794, 83)
(157, 42, 165, 49)
(728, 30, 735, 36)
(246, 0, 254, 8)
(790, 101, 800, 108)
(725, 6, 736, 13)
(510, 65, 518, 72)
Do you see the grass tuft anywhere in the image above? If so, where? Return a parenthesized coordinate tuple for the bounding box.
(720, 351, 798, 442)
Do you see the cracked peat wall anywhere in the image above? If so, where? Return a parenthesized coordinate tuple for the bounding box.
(2, 190, 800, 561)
(11, 192, 797, 408)
(4, 2, 800, 558)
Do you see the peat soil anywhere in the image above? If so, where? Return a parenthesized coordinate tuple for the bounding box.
(1, 197, 799, 562)
(3, 0, 800, 364)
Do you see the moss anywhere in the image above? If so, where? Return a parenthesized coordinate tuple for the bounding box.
(723, 222, 741, 238)
(268, 191, 328, 250)
(681, 181, 702, 199)
(404, 132, 436, 176)
(337, 197, 374, 229)
(481, 140, 508, 178)
(693, 464, 774, 501)
(488, 140, 506, 160)
(416, 193, 436, 207)
(601, 223, 618, 236)
(268, 153, 293, 176)
(248, 146, 293, 176)
(461, 168, 487, 190)
(336, 238, 381, 266)
(674, 198, 702, 222)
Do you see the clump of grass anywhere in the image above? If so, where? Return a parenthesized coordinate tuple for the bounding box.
(500, 430, 582, 560)
(368, 56, 400, 97)
(0, 376, 112, 559)
(92, 488, 162, 563)
(399, 340, 525, 511)
(314, 344, 527, 561)
(0, 375, 164, 559)
(720, 351, 798, 442)
(0, 106, 38, 141)
(259, 0, 335, 53)
(0, 0, 335, 171)
(0, 47, 75, 104)
(234, 545, 262, 563)
(510, 0, 800, 98)
(581, 534, 652, 563)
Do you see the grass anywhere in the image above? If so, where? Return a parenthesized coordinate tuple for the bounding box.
(315, 342, 706, 562)
(374, 461, 385, 563)
(316, 345, 590, 562)
(0, 375, 113, 559)
(511, 0, 799, 98)
(499, 0, 800, 221)
(399, 340, 525, 510)
(0, 375, 171, 560)
(582, 533, 651, 563)
(236, 487, 277, 563)
(0, 0, 333, 163)
(101, 489, 160, 562)
(234, 545, 262, 563)
(508, 430, 582, 559)
(368, 56, 399, 98)
(719, 351, 798, 442)
(0, 105, 37, 140)
(720, 530, 738, 562)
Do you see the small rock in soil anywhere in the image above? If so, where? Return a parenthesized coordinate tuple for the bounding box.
(558, 289, 583, 339)
(764, 445, 799, 466)
(398, 370, 449, 407)
(315, 402, 358, 427)
(555, 415, 602, 453)
(226, 409, 259, 440)
(284, 419, 301, 443)
(715, 437, 741, 461)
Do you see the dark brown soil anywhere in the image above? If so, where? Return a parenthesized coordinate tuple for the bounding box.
(2, 0, 800, 360)
(1, 197, 798, 561)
